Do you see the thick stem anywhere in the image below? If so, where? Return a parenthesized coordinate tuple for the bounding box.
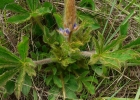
(33, 58, 55, 65)
(60, 73, 66, 100)
(33, 51, 95, 66)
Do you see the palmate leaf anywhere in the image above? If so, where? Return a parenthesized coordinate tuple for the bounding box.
(17, 36, 29, 61)
(101, 49, 139, 70)
(0, 68, 19, 87)
(14, 68, 26, 100)
(89, 49, 139, 70)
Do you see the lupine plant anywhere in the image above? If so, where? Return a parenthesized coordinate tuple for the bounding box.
(0, 0, 140, 100)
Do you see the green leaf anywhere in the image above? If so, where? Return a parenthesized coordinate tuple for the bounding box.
(7, 13, 31, 24)
(0, 46, 20, 62)
(84, 76, 98, 84)
(0, 68, 19, 87)
(25, 58, 36, 68)
(124, 38, 140, 48)
(90, 23, 100, 30)
(26, 0, 39, 11)
(53, 76, 62, 88)
(14, 68, 26, 100)
(43, 27, 50, 43)
(82, 27, 92, 43)
(101, 57, 121, 70)
(92, 37, 100, 54)
(45, 75, 53, 86)
(17, 36, 29, 61)
(120, 22, 129, 36)
(0, 58, 21, 68)
(78, 13, 100, 30)
(83, 81, 95, 94)
(53, 13, 63, 28)
(0, 46, 21, 68)
(52, 67, 57, 75)
(64, 75, 70, 83)
(98, 32, 104, 45)
(0, 0, 14, 9)
(43, 2, 56, 13)
(66, 87, 77, 99)
(121, 11, 135, 25)
(22, 74, 32, 96)
(23, 58, 36, 76)
(92, 65, 103, 76)
(101, 49, 139, 70)
(25, 65, 36, 77)
(77, 81, 83, 92)
(80, 71, 89, 77)
(48, 86, 59, 100)
(66, 79, 78, 92)
(5, 3, 27, 13)
(31, 7, 51, 17)
(5, 80, 15, 95)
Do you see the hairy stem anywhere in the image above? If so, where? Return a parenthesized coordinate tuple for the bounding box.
(33, 58, 56, 65)
(33, 51, 95, 66)
(60, 73, 66, 100)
